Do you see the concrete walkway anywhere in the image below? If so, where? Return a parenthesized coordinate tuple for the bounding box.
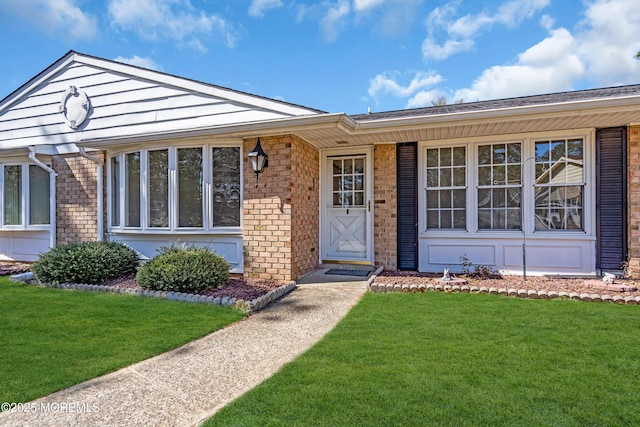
(0, 275, 368, 427)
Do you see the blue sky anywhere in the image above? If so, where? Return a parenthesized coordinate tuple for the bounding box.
(1, 0, 639, 114)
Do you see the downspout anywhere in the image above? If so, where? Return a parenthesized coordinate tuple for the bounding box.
(78, 146, 104, 241)
(28, 147, 57, 249)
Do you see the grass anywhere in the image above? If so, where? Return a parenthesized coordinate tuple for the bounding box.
(0, 277, 245, 405)
(206, 292, 640, 426)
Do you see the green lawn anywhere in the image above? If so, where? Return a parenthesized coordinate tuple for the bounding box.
(0, 277, 245, 405)
(206, 292, 640, 426)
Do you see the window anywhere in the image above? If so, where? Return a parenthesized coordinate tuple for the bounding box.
(534, 139, 584, 230)
(477, 143, 522, 230)
(2, 163, 50, 227)
(29, 166, 50, 225)
(423, 135, 588, 235)
(178, 148, 203, 228)
(426, 147, 466, 229)
(111, 156, 120, 227)
(110, 145, 241, 231)
(330, 156, 365, 208)
(125, 152, 140, 227)
(148, 149, 169, 228)
(212, 147, 240, 226)
(4, 165, 21, 225)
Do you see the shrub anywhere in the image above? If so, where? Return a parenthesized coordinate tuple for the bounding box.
(136, 245, 229, 293)
(32, 241, 139, 285)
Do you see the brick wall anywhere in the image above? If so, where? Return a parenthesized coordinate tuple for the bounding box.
(373, 144, 397, 270)
(628, 125, 640, 276)
(243, 135, 319, 281)
(290, 135, 320, 278)
(53, 153, 105, 244)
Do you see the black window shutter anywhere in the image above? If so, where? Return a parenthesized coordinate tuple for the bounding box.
(596, 127, 627, 271)
(397, 142, 418, 270)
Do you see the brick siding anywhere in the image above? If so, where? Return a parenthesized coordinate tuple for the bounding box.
(243, 135, 319, 281)
(373, 144, 397, 270)
(628, 125, 640, 277)
(53, 153, 105, 244)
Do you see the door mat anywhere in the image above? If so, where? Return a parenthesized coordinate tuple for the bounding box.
(325, 269, 372, 277)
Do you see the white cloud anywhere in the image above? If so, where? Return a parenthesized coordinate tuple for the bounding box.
(113, 55, 162, 71)
(108, 0, 239, 51)
(449, 0, 549, 38)
(354, 0, 385, 12)
(320, 0, 350, 42)
(424, 0, 549, 60)
(3, 0, 97, 40)
(452, 28, 585, 102)
(368, 71, 443, 102)
(422, 38, 474, 61)
(248, 0, 283, 18)
(406, 89, 450, 108)
(575, 0, 640, 86)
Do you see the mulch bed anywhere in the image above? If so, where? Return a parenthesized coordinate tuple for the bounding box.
(103, 273, 283, 301)
(0, 263, 282, 301)
(374, 270, 640, 297)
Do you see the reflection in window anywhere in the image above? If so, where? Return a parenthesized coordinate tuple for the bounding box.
(212, 147, 240, 226)
(29, 165, 50, 225)
(178, 148, 203, 227)
(125, 152, 140, 227)
(331, 156, 365, 208)
(111, 156, 120, 227)
(426, 146, 466, 229)
(477, 143, 521, 230)
(4, 165, 22, 226)
(534, 139, 584, 230)
(148, 150, 169, 228)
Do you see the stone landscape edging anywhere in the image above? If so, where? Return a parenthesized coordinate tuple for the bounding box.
(366, 269, 640, 305)
(9, 271, 296, 313)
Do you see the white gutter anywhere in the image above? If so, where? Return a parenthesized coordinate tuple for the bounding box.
(76, 113, 351, 148)
(28, 147, 57, 249)
(78, 146, 104, 241)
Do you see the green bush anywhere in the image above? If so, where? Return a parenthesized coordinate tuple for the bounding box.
(32, 241, 139, 285)
(136, 245, 229, 293)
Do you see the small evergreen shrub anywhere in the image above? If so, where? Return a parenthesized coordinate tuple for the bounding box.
(136, 245, 229, 293)
(32, 241, 139, 285)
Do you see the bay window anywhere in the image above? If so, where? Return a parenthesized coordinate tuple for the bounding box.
(1, 163, 51, 227)
(110, 145, 241, 231)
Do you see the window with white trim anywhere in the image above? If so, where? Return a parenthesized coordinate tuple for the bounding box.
(109, 145, 241, 231)
(425, 146, 466, 229)
(423, 135, 588, 234)
(1, 163, 50, 227)
(534, 139, 584, 230)
(477, 143, 522, 230)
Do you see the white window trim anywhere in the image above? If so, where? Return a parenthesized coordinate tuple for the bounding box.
(107, 143, 243, 234)
(0, 162, 52, 230)
(418, 129, 595, 240)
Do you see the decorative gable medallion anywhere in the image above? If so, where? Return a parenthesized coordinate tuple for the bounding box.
(59, 85, 91, 129)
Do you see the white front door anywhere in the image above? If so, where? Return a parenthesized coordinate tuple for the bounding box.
(322, 149, 373, 264)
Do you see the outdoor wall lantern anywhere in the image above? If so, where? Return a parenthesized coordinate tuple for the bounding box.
(248, 138, 269, 187)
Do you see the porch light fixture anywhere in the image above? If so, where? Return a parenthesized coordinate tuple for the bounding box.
(248, 138, 268, 187)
